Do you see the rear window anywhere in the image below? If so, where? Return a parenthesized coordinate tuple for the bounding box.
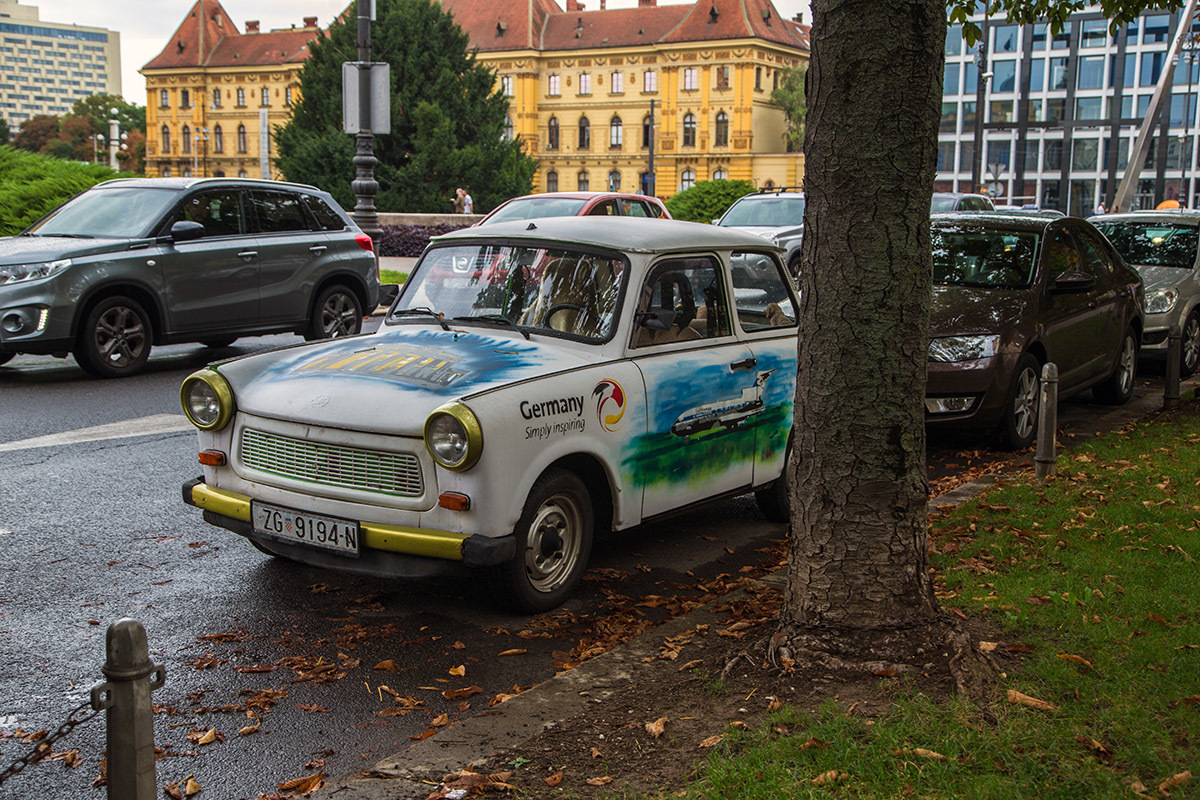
(303, 195, 348, 231)
(252, 191, 309, 233)
(482, 197, 589, 225)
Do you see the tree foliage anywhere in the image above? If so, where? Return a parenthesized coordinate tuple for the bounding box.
(0, 145, 134, 236)
(769, 65, 807, 153)
(665, 179, 756, 222)
(275, 0, 536, 214)
(13, 115, 60, 153)
(0, 118, 10, 143)
(69, 94, 146, 138)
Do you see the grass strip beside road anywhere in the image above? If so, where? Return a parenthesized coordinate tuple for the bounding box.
(679, 402, 1200, 800)
(379, 269, 407, 287)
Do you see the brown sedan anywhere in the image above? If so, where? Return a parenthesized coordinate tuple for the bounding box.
(926, 213, 1145, 449)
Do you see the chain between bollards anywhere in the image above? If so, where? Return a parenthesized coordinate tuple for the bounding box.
(1035, 362, 1058, 483)
(1164, 324, 1181, 410)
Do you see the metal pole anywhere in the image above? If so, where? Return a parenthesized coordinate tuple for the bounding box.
(352, 0, 382, 251)
(89, 619, 165, 800)
(971, 10, 990, 193)
(1035, 362, 1059, 482)
(647, 98, 656, 196)
(1165, 324, 1182, 408)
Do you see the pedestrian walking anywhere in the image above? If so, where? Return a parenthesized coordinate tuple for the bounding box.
(463, 189, 474, 214)
(452, 188, 466, 214)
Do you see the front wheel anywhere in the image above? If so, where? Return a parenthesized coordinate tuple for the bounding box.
(997, 353, 1041, 450)
(74, 296, 152, 378)
(487, 469, 593, 613)
(1180, 310, 1200, 378)
(1093, 329, 1138, 404)
(305, 285, 363, 341)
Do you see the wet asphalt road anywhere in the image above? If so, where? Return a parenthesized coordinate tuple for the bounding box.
(0, 325, 1182, 799)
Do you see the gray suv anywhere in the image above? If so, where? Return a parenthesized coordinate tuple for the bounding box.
(714, 188, 805, 276)
(0, 178, 380, 377)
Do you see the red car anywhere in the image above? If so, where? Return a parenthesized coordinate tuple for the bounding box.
(476, 192, 671, 226)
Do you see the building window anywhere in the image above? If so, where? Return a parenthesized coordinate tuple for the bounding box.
(993, 61, 1015, 93)
(578, 116, 590, 149)
(713, 167, 728, 180)
(546, 170, 558, 192)
(159, 89, 168, 108)
(182, 166, 192, 177)
(714, 112, 729, 146)
(755, 67, 762, 90)
(682, 113, 696, 147)
(715, 65, 730, 90)
(161, 124, 170, 154)
(608, 170, 621, 191)
(237, 124, 247, 154)
(180, 89, 190, 108)
(993, 24, 1018, 53)
(501, 75, 513, 96)
(1144, 14, 1170, 44)
(284, 86, 292, 106)
(162, 166, 171, 178)
(643, 70, 656, 92)
(236, 87, 245, 107)
(261, 87, 269, 106)
(609, 115, 622, 148)
(577, 170, 589, 191)
(610, 70, 623, 93)
(213, 124, 223, 153)
(212, 89, 222, 109)
(548, 74, 560, 96)
(683, 67, 697, 90)
(548, 117, 559, 149)
(642, 115, 653, 147)
(940, 103, 958, 134)
(238, 169, 248, 178)
(1080, 18, 1108, 48)
(1077, 55, 1105, 90)
(1051, 21, 1071, 49)
(579, 72, 591, 95)
(504, 116, 514, 140)
(182, 124, 191, 154)
(679, 168, 696, 191)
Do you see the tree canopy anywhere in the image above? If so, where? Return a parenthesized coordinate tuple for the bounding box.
(275, 0, 536, 214)
(769, 65, 806, 153)
(665, 179, 756, 222)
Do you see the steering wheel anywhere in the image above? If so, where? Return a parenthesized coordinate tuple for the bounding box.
(545, 303, 587, 330)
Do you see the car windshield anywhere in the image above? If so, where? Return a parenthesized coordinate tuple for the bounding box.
(392, 243, 627, 342)
(27, 186, 180, 238)
(482, 197, 590, 225)
(931, 227, 1039, 289)
(1093, 222, 1199, 268)
(721, 196, 805, 227)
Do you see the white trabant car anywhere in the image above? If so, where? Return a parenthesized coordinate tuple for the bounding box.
(180, 217, 798, 612)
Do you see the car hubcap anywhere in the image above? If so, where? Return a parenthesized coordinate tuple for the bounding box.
(1012, 366, 1039, 440)
(1117, 336, 1136, 394)
(95, 306, 146, 366)
(322, 294, 357, 338)
(1184, 317, 1200, 371)
(524, 493, 582, 593)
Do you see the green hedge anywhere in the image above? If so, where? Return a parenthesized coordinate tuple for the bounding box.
(0, 146, 138, 236)
(665, 179, 757, 223)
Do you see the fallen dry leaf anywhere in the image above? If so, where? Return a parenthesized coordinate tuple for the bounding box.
(812, 770, 841, 786)
(277, 772, 324, 793)
(591, 746, 602, 758)
(184, 777, 202, 796)
(645, 717, 667, 738)
(1158, 771, 1192, 794)
(164, 782, 183, 800)
(409, 728, 437, 742)
(196, 728, 217, 745)
(978, 641, 1000, 653)
(698, 734, 724, 748)
(373, 660, 399, 671)
(896, 747, 949, 761)
(544, 771, 563, 786)
(729, 720, 749, 731)
(498, 649, 527, 657)
(800, 737, 829, 750)
(442, 686, 482, 701)
(448, 665, 466, 677)
(1057, 653, 1097, 672)
(586, 776, 613, 786)
(1006, 689, 1058, 712)
(1074, 735, 1113, 765)
(766, 696, 783, 712)
(431, 713, 450, 727)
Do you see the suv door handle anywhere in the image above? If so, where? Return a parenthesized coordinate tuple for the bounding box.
(237, 250, 258, 260)
(730, 357, 757, 371)
(309, 245, 327, 254)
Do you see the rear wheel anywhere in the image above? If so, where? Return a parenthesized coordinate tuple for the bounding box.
(1180, 310, 1200, 377)
(997, 353, 1041, 450)
(1093, 329, 1138, 404)
(74, 296, 152, 378)
(305, 285, 363, 341)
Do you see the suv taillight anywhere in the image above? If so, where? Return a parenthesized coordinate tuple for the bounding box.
(355, 234, 374, 252)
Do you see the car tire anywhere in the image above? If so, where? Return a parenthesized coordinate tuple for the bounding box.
(754, 436, 794, 523)
(1180, 310, 1200, 378)
(304, 285, 363, 341)
(997, 353, 1041, 451)
(787, 255, 802, 279)
(0, 352, 14, 367)
(1093, 328, 1138, 404)
(487, 468, 593, 614)
(73, 296, 152, 378)
(202, 337, 239, 349)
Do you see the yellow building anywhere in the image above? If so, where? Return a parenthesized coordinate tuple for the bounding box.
(443, 0, 809, 195)
(140, 0, 317, 179)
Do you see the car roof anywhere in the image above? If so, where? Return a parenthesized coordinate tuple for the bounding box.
(933, 191, 990, 199)
(1092, 210, 1200, 226)
(434, 216, 783, 253)
(932, 211, 1068, 232)
(93, 177, 326, 193)
(503, 191, 660, 202)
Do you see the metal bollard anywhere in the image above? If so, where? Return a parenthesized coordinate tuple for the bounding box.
(89, 619, 165, 800)
(1035, 362, 1059, 482)
(1164, 324, 1181, 410)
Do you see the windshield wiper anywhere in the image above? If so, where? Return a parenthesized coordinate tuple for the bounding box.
(450, 314, 531, 340)
(36, 233, 94, 239)
(391, 307, 449, 331)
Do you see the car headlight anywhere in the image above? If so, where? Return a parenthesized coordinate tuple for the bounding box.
(425, 403, 483, 471)
(0, 258, 71, 286)
(180, 369, 236, 431)
(1145, 288, 1179, 315)
(928, 335, 1001, 362)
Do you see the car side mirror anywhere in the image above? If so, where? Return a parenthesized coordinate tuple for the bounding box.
(1050, 270, 1095, 293)
(711, 219, 721, 226)
(170, 220, 206, 243)
(637, 310, 676, 331)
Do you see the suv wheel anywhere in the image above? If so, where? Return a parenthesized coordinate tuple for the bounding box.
(74, 296, 152, 378)
(305, 285, 363, 341)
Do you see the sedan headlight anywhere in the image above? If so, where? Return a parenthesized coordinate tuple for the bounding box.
(180, 370, 236, 431)
(1145, 288, 1180, 315)
(0, 258, 71, 286)
(425, 403, 483, 471)
(928, 335, 1001, 362)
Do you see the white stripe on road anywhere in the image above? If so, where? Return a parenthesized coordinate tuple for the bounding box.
(0, 414, 194, 452)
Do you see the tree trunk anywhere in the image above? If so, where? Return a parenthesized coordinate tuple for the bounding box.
(778, 0, 947, 663)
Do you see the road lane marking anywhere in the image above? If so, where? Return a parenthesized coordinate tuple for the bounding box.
(0, 414, 194, 452)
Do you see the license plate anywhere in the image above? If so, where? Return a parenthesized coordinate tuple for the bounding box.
(251, 501, 360, 556)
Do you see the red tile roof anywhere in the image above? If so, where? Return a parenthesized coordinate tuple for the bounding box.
(540, 6, 689, 50)
(143, 0, 238, 69)
(661, 0, 807, 48)
(205, 29, 317, 67)
(443, 0, 563, 51)
(143, 0, 320, 71)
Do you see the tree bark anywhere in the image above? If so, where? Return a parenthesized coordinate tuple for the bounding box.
(779, 0, 946, 656)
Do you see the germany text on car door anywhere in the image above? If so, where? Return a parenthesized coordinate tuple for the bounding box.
(627, 256, 755, 518)
(1038, 226, 1108, 387)
(251, 189, 326, 325)
(161, 188, 259, 332)
(728, 251, 798, 486)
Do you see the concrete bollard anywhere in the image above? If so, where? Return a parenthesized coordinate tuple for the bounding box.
(1164, 324, 1181, 410)
(90, 619, 165, 800)
(1035, 362, 1058, 482)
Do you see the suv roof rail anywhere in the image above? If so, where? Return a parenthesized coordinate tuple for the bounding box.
(756, 185, 804, 194)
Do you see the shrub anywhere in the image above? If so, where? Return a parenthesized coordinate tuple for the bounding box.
(0, 145, 135, 236)
(377, 223, 470, 257)
(666, 179, 758, 223)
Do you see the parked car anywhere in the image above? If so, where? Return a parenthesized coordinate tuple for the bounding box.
(475, 191, 671, 226)
(993, 205, 1067, 217)
(180, 217, 798, 612)
(1092, 210, 1200, 376)
(931, 192, 996, 213)
(0, 177, 380, 377)
(927, 212, 1144, 449)
(712, 187, 805, 276)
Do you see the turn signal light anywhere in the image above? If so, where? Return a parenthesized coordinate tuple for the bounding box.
(438, 492, 471, 511)
(198, 450, 227, 466)
(355, 233, 374, 252)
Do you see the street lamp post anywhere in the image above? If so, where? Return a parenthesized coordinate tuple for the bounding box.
(1180, 45, 1199, 207)
(351, 0, 381, 248)
(93, 133, 104, 164)
(108, 108, 120, 170)
(971, 10, 992, 193)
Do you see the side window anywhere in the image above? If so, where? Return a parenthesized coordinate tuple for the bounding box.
(730, 252, 796, 331)
(252, 191, 310, 233)
(302, 195, 348, 231)
(1045, 229, 1084, 280)
(179, 190, 245, 237)
(1076, 228, 1115, 275)
(587, 200, 620, 216)
(632, 257, 731, 347)
(621, 199, 652, 217)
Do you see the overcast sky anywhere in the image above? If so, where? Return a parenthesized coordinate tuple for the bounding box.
(28, 0, 810, 105)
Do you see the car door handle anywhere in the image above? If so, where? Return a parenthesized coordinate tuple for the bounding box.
(309, 245, 327, 254)
(237, 250, 258, 260)
(730, 357, 757, 371)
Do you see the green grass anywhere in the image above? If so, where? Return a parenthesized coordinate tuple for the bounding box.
(379, 269, 407, 286)
(668, 403, 1200, 799)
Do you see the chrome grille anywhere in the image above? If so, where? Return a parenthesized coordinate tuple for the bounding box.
(240, 428, 423, 497)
